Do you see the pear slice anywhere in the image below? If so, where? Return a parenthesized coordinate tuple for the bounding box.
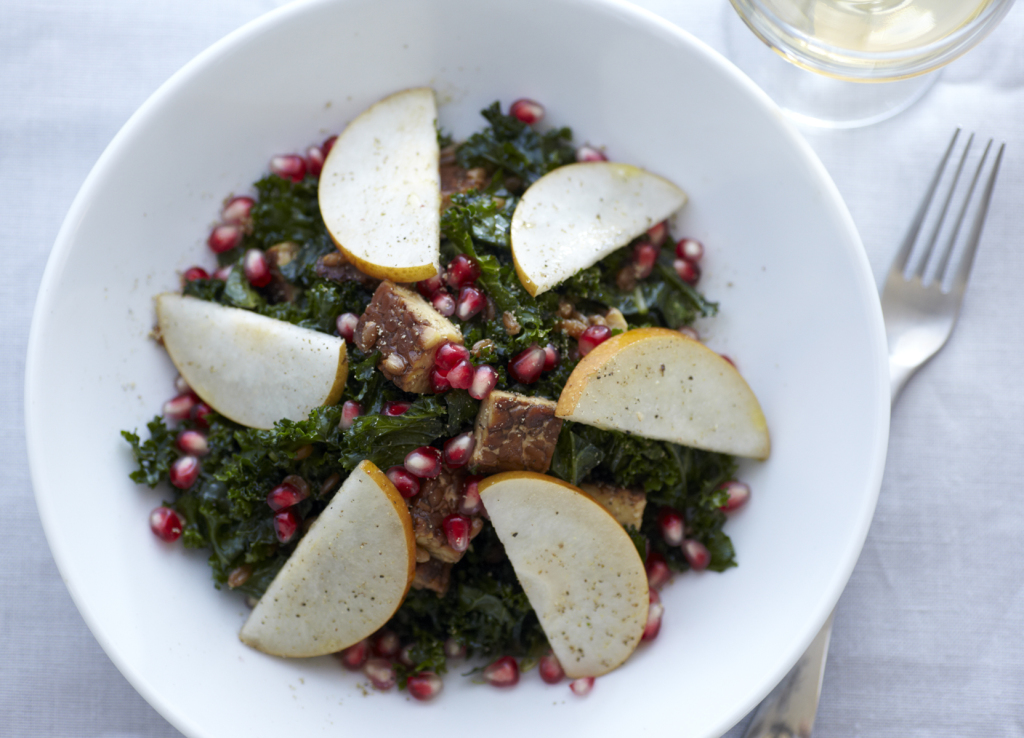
(240, 460, 416, 658)
(557, 327, 770, 459)
(318, 87, 441, 282)
(510, 162, 687, 296)
(478, 472, 648, 678)
(155, 294, 347, 430)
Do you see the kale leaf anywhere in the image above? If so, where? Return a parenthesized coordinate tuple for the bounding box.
(456, 102, 576, 185)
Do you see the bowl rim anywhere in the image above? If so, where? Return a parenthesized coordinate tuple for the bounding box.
(24, 0, 890, 735)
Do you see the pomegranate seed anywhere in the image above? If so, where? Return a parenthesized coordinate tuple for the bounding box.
(339, 640, 369, 670)
(543, 344, 560, 372)
(417, 274, 445, 298)
(434, 342, 471, 373)
(446, 360, 474, 390)
(443, 432, 476, 467)
(646, 221, 669, 247)
(267, 482, 307, 511)
(169, 455, 200, 489)
(676, 238, 704, 262)
(221, 196, 254, 224)
(176, 429, 209, 456)
(456, 285, 486, 321)
(306, 145, 325, 176)
(508, 345, 545, 384)
(720, 480, 751, 511)
(386, 466, 421, 498)
(212, 265, 233, 281)
(270, 154, 306, 182)
(183, 266, 209, 282)
(243, 249, 272, 288)
(174, 375, 191, 393)
(445, 254, 481, 288)
(509, 98, 544, 124)
(646, 552, 672, 590)
(643, 589, 664, 641)
(430, 368, 452, 393)
(282, 474, 310, 498)
(372, 630, 401, 659)
(539, 653, 565, 684)
(149, 506, 184, 542)
(444, 637, 467, 659)
(678, 325, 700, 341)
(163, 393, 196, 421)
(404, 446, 442, 479)
(397, 644, 416, 668)
(469, 365, 498, 400)
(443, 514, 471, 553)
(335, 312, 360, 341)
(459, 475, 484, 516)
(658, 508, 685, 547)
(407, 672, 443, 701)
(576, 145, 607, 162)
(578, 325, 612, 356)
(570, 677, 595, 696)
(482, 656, 519, 687)
(673, 258, 701, 285)
(340, 400, 362, 430)
(363, 658, 397, 691)
(383, 401, 411, 416)
(273, 509, 300, 543)
(190, 402, 213, 428)
(720, 354, 736, 368)
(682, 539, 711, 571)
(431, 291, 456, 317)
(633, 242, 659, 279)
(321, 135, 338, 158)
(207, 223, 242, 253)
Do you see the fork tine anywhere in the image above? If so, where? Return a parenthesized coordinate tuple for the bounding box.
(891, 129, 961, 275)
(950, 141, 1004, 294)
(910, 132, 974, 279)
(934, 138, 991, 282)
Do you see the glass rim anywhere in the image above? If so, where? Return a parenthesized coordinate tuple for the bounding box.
(730, 0, 1017, 80)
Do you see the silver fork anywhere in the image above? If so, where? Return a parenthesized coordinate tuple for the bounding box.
(742, 129, 1005, 738)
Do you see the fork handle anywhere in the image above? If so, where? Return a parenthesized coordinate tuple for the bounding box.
(890, 359, 916, 404)
(742, 611, 836, 738)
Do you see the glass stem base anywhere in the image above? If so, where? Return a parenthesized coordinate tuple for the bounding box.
(722, 5, 941, 129)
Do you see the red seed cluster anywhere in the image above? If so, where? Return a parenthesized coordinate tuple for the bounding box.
(539, 653, 565, 684)
(149, 506, 184, 542)
(673, 237, 704, 285)
(507, 345, 547, 384)
(642, 588, 664, 642)
(575, 145, 607, 162)
(509, 98, 544, 125)
(273, 509, 300, 543)
(482, 656, 519, 687)
(578, 325, 611, 356)
(431, 340, 496, 401)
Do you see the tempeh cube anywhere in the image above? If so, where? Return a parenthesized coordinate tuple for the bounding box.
(469, 390, 564, 474)
(411, 557, 452, 596)
(580, 481, 647, 530)
(354, 280, 463, 393)
(408, 466, 483, 564)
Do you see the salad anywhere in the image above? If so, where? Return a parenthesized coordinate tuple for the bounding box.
(123, 92, 764, 698)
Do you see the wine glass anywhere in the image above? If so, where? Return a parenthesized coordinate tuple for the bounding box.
(726, 0, 1017, 128)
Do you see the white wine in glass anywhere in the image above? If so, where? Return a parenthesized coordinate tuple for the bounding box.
(727, 0, 1015, 126)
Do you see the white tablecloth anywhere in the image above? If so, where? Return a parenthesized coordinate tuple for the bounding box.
(4, 1, 1022, 735)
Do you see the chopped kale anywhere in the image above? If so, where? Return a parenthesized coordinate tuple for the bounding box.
(456, 101, 576, 185)
(123, 100, 742, 685)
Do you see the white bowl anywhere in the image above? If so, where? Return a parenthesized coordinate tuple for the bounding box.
(25, 0, 890, 736)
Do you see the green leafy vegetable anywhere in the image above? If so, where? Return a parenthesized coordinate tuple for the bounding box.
(124, 100, 742, 685)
